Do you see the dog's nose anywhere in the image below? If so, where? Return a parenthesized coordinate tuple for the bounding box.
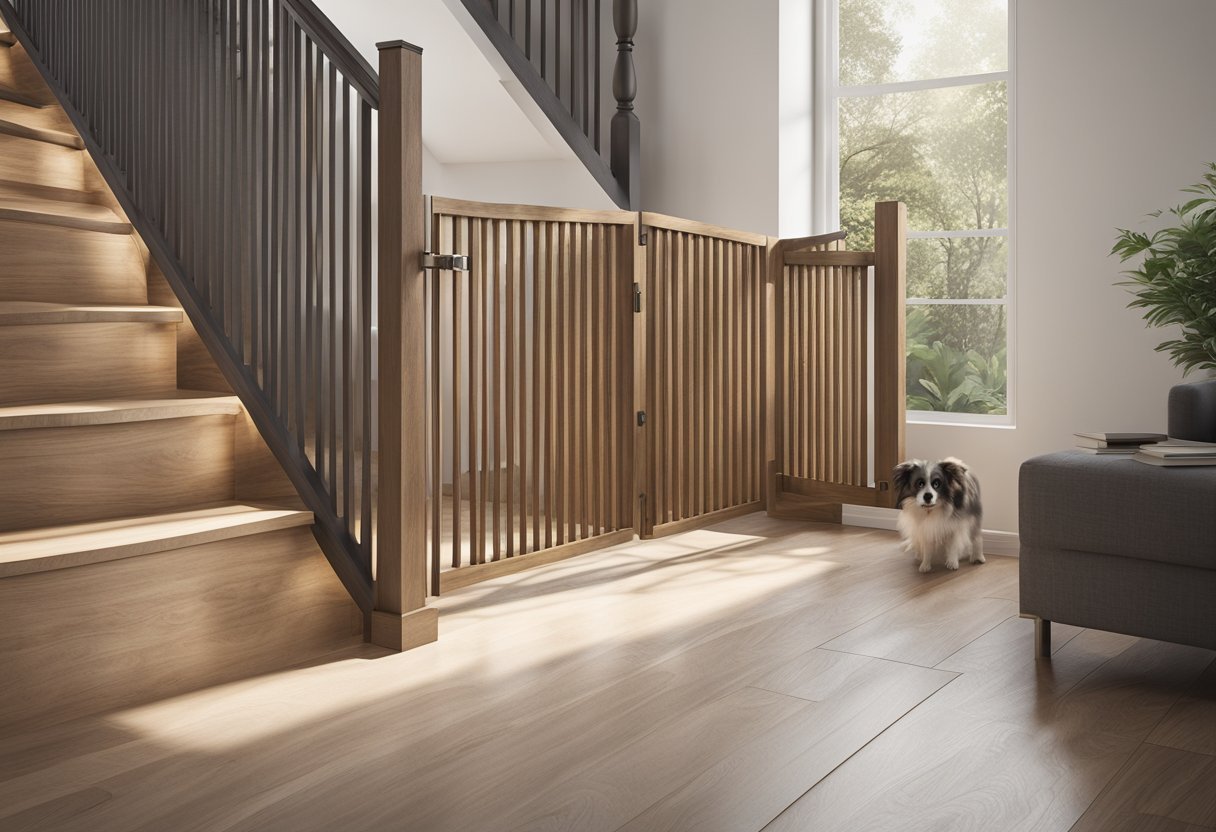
(922, 493, 933, 503)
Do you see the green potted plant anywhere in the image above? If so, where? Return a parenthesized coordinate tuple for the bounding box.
(1112, 162, 1216, 375)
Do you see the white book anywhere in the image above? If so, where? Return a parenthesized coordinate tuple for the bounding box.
(1133, 451, 1216, 466)
(1137, 440, 1216, 458)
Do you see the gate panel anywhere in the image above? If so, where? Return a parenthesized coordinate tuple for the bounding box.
(641, 214, 768, 537)
(427, 198, 636, 592)
(770, 202, 906, 519)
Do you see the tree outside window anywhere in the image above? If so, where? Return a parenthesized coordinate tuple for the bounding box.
(834, 0, 1011, 416)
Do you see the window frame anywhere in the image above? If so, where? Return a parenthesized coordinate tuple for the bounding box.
(813, 0, 1017, 427)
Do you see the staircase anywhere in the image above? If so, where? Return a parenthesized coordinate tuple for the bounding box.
(0, 23, 361, 733)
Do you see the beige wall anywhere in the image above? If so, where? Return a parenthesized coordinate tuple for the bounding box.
(635, 0, 782, 236)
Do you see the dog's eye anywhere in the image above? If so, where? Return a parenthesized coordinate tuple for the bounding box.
(915, 479, 925, 489)
(931, 478, 942, 489)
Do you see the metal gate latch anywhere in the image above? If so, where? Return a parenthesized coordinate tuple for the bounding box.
(422, 252, 470, 271)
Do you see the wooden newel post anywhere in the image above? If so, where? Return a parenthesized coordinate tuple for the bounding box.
(372, 40, 438, 652)
(610, 0, 641, 210)
(872, 200, 907, 507)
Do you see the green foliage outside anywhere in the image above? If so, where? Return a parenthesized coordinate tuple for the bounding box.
(839, 0, 1009, 414)
(1112, 163, 1216, 375)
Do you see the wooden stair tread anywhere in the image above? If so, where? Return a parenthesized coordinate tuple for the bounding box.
(0, 301, 182, 325)
(0, 84, 45, 108)
(0, 116, 83, 149)
(0, 193, 130, 233)
(0, 392, 242, 431)
(0, 503, 315, 577)
(0, 31, 14, 47)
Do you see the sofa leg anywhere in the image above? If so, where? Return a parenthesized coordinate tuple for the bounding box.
(1035, 618, 1051, 658)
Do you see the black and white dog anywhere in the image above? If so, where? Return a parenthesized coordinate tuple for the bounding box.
(892, 458, 985, 573)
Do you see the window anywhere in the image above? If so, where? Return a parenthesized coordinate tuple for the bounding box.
(818, 0, 1013, 422)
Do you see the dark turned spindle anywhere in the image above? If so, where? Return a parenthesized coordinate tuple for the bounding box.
(610, 0, 640, 209)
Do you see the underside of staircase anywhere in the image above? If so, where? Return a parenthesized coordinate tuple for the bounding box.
(0, 26, 362, 735)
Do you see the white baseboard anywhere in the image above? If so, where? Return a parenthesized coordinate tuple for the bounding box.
(841, 505, 1021, 557)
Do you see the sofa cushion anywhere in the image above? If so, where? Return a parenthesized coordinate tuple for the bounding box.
(1020, 451, 1216, 571)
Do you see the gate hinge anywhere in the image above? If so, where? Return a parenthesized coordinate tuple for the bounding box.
(877, 481, 889, 492)
(636, 410, 646, 427)
(633, 282, 642, 313)
(422, 252, 470, 271)
(639, 230, 648, 246)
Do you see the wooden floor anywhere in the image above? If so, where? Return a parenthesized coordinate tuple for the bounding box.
(2, 514, 1213, 832)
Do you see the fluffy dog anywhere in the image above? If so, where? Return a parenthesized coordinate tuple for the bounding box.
(892, 458, 984, 573)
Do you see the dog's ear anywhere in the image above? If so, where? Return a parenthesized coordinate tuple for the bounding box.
(938, 458, 969, 509)
(892, 460, 919, 507)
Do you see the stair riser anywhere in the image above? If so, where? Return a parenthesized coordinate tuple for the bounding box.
(0, 321, 176, 405)
(0, 526, 362, 734)
(0, 219, 147, 303)
(0, 96, 71, 132)
(0, 415, 237, 531)
(0, 41, 44, 98)
(0, 132, 82, 190)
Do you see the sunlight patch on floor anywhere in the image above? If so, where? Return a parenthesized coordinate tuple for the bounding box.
(105, 527, 848, 754)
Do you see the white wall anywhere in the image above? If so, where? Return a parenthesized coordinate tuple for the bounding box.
(635, 0, 782, 235)
(907, 0, 1216, 532)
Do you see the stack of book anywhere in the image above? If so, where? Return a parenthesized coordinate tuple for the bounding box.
(1133, 439, 1216, 467)
(1074, 432, 1167, 455)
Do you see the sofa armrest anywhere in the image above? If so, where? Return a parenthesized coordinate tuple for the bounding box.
(1168, 379, 1216, 442)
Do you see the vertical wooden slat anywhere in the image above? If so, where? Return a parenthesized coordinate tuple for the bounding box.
(491, 220, 502, 561)
(470, 218, 483, 565)
(652, 230, 665, 528)
(556, 221, 569, 545)
(506, 220, 518, 557)
(430, 211, 442, 595)
(545, 221, 557, 549)
(592, 225, 605, 535)
(572, 223, 586, 540)
(530, 221, 544, 553)
(451, 219, 464, 569)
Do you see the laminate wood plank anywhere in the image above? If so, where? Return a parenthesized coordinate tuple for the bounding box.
(502, 686, 812, 832)
(0, 786, 112, 832)
(0, 503, 312, 577)
(619, 650, 955, 832)
(1147, 659, 1216, 756)
(434, 196, 632, 226)
(1071, 743, 1216, 832)
(766, 621, 1214, 832)
(0, 322, 177, 406)
(820, 591, 1016, 668)
(0, 219, 146, 305)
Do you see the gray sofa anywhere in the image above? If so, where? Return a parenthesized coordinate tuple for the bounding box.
(1019, 379, 1216, 656)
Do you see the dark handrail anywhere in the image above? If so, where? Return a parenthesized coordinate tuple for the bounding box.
(282, 0, 379, 106)
(0, 0, 385, 611)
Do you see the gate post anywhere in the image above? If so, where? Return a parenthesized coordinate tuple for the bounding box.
(372, 40, 438, 651)
(872, 201, 907, 507)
